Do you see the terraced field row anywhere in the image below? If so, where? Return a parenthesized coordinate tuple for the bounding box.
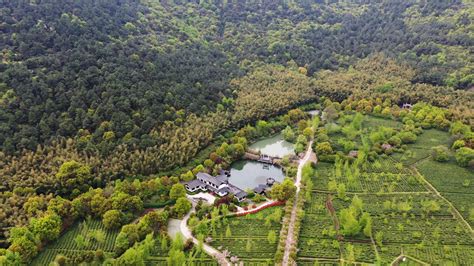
(207, 207, 283, 265)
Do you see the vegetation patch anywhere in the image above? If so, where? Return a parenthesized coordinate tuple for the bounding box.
(205, 207, 283, 265)
(31, 220, 118, 265)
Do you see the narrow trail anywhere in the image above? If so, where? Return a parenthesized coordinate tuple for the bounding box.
(411, 166, 474, 236)
(282, 141, 313, 266)
(179, 197, 283, 265)
(180, 196, 230, 266)
(234, 199, 280, 215)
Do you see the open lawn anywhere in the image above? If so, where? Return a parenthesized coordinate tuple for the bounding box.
(364, 115, 403, 129)
(409, 129, 451, 149)
(393, 129, 452, 166)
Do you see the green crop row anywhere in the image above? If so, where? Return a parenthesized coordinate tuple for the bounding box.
(207, 207, 283, 260)
(32, 220, 119, 265)
(372, 216, 473, 245)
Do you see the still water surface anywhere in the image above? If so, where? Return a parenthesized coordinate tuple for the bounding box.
(248, 133, 294, 158)
(229, 160, 285, 190)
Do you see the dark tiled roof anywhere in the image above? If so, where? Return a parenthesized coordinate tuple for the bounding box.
(205, 185, 217, 192)
(217, 187, 230, 195)
(186, 179, 204, 189)
(235, 191, 248, 198)
(197, 172, 224, 187)
(215, 174, 229, 183)
(254, 184, 268, 194)
(195, 172, 246, 200)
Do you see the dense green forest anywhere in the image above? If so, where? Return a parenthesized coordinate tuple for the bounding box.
(0, 0, 473, 263)
(1, 0, 473, 153)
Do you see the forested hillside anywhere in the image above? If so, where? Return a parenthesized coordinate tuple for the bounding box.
(0, 0, 474, 265)
(1, 0, 473, 153)
(0, 0, 473, 254)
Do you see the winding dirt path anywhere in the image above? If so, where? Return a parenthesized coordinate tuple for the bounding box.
(179, 143, 313, 265)
(282, 141, 313, 265)
(180, 196, 231, 265)
(411, 166, 473, 236)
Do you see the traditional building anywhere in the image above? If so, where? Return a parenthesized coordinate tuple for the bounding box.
(258, 154, 273, 164)
(253, 178, 277, 196)
(185, 172, 248, 201)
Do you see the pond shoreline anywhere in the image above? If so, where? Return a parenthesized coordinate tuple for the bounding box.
(226, 159, 286, 191)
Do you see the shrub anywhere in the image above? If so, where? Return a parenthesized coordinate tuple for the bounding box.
(102, 210, 124, 230)
(319, 154, 336, 163)
(316, 133, 330, 142)
(431, 146, 450, 162)
(452, 139, 465, 150)
(315, 142, 333, 155)
(398, 131, 417, 144)
(338, 138, 355, 152)
(172, 197, 192, 218)
(282, 126, 296, 142)
(54, 254, 67, 266)
(94, 249, 104, 262)
(388, 136, 402, 147)
(455, 147, 474, 167)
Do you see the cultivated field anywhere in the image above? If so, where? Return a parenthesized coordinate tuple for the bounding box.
(31, 220, 118, 265)
(207, 207, 283, 265)
(297, 117, 474, 265)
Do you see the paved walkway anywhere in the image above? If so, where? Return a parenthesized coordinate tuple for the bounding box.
(179, 196, 280, 265)
(235, 199, 278, 215)
(188, 192, 217, 205)
(180, 195, 230, 265)
(179, 143, 313, 265)
(282, 141, 313, 266)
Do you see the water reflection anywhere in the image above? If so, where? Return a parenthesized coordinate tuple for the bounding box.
(229, 160, 285, 190)
(249, 134, 294, 158)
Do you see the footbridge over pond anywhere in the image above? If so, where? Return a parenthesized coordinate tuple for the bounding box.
(243, 150, 282, 165)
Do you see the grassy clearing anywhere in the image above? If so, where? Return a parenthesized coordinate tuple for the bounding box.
(364, 116, 403, 129)
(393, 129, 452, 166)
(392, 147, 431, 165)
(410, 129, 451, 149)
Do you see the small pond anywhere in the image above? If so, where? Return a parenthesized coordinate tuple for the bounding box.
(229, 160, 285, 190)
(249, 133, 294, 158)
